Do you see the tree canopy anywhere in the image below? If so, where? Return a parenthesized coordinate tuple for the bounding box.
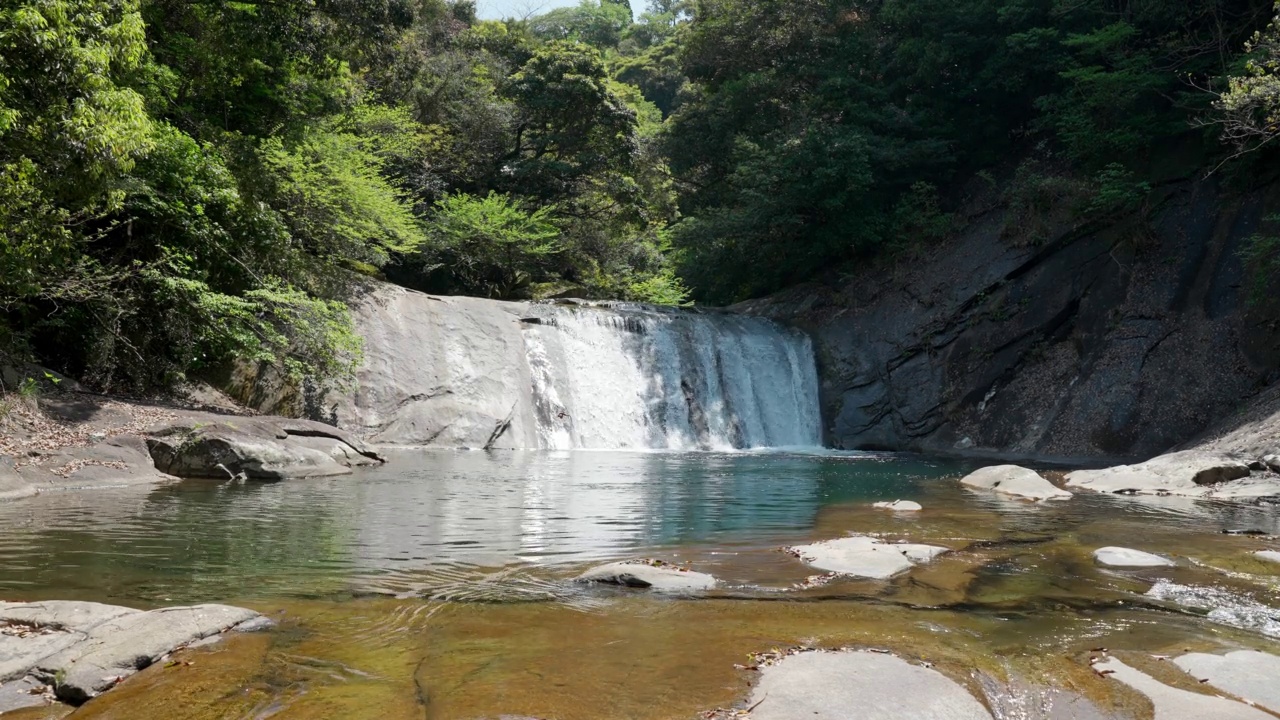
(2, 0, 1278, 391)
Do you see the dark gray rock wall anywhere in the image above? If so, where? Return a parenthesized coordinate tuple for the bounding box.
(737, 178, 1280, 461)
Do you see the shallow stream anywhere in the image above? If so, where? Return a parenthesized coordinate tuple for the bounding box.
(3, 450, 1280, 719)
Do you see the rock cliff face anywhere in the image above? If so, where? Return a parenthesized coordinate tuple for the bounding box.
(335, 288, 542, 449)
(295, 284, 822, 450)
(737, 178, 1280, 460)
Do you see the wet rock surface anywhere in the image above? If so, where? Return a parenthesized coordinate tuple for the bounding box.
(961, 465, 1071, 500)
(788, 536, 950, 579)
(0, 600, 266, 705)
(575, 560, 716, 592)
(725, 650, 993, 720)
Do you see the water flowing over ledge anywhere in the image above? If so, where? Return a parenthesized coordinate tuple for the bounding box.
(523, 302, 821, 450)
(332, 286, 822, 450)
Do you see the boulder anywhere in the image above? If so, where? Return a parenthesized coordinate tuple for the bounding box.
(575, 561, 716, 592)
(1255, 550, 1280, 564)
(873, 499, 922, 511)
(1092, 547, 1175, 568)
(0, 600, 266, 705)
(147, 423, 351, 480)
(735, 650, 993, 720)
(1065, 452, 1255, 497)
(1263, 455, 1280, 473)
(1092, 657, 1273, 720)
(788, 536, 949, 580)
(1173, 650, 1280, 714)
(960, 465, 1071, 501)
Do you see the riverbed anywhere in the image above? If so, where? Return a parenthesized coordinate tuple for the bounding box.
(3, 450, 1280, 719)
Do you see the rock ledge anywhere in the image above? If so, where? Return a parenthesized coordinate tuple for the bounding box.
(0, 600, 268, 708)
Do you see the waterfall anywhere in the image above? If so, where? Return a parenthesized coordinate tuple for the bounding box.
(522, 302, 822, 450)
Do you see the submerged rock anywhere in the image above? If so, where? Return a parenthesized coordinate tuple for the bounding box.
(1092, 657, 1273, 720)
(873, 499, 923, 511)
(0, 600, 267, 705)
(960, 465, 1071, 501)
(1174, 650, 1280, 714)
(1092, 547, 1175, 568)
(575, 561, 716, 592)
(732, 650, 993, 720)
(1146, 580, 1280, 638)
(1065, 451, 1262, 498)
(788, 536, 949, 579)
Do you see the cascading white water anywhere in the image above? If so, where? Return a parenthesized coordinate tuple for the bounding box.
(521, 302, 822, 450)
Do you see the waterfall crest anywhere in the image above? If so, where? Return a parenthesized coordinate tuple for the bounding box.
(522, 302, 822, 450)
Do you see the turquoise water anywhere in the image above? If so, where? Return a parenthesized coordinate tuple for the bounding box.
(6, 451, 1280, 719)
(0, 450, 962, 604)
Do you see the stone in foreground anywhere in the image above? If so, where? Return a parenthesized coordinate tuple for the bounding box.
(960, 465, 1071, 500)
(1255, 550, 1280, 564)
(738, 651, 992, 720)
(1064, 451, 1261, 498)
(0, 600, 267, 704)
(1092, 547, 1175, 568)
(789, 536, 949, 579)
(1093, 657, 1273, 720)
(872, 499, 922, 511)
(1174, 650, 1280, 714)
(575, 561, 716, 592)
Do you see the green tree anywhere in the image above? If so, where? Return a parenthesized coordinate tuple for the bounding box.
(528, 1, 631, 49)
(426, 191, 560, 298)
(1216, 2, 1280, 156)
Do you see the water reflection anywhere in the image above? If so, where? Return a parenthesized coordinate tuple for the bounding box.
(0, 450, 954, 603)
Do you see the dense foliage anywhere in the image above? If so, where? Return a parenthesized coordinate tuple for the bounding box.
(665, 0, 1279, 301)
(3, 0, 1280, 391)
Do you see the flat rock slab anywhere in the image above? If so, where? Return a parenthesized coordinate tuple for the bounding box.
(0, 600, 265, 704)
(1065, 451, 1257, 497)
(10, 436, 175, 495)
(1093, 547, 1175, 568)
(872, 500, 922, 511)
(789, 536, 949, 579)
(961, 465, 1071, 500)
(1093, 657, 1273, 720)
(742, 651, 993, 720)
(575, 561, 716, 592)
(0, 463, 36, 501)
(1174, 650, 1280, 713)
